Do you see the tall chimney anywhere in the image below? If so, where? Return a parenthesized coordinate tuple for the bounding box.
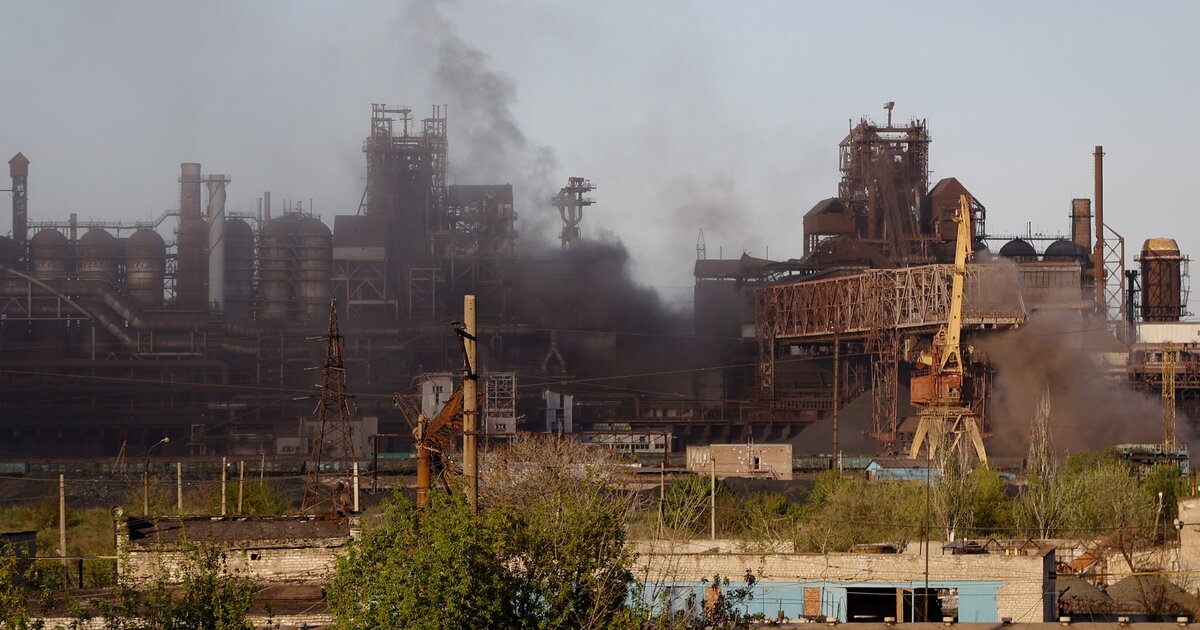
(1093, 146, 1105, 313)
(9, 153, 29, 250)
(1070, 199, 1092, 252)
(176, 163, 208, 307)
(206, 175, 229, 311)
(180, 163, 202, 219)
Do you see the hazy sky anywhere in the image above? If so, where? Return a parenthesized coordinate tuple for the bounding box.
(2, 1, 1197, 310)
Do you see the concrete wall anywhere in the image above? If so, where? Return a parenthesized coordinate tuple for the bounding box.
(686, 444, 793, 480)
(122, 537, 348, 584)
(633, 543, 1054, 623)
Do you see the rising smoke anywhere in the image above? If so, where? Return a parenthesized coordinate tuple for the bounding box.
(398, 0, 560, 246)
(976, 310, 1168, 456)
(397, 1, 718, 392)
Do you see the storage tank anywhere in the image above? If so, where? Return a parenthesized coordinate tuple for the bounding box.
(998, 238, 1037, 262)
(125, 229, 165, 306)
(296, 217, 332, 321)
(1043, 238, 1089, 264)
(77, 229, 119, 283)
(224, 218, 254, 317)
(29, 229, 69, 280)
(1139, 238, 1185, 322)
(257, 217, 293, 319)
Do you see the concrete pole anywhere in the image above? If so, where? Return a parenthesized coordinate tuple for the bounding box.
(658, 460, 666, 538)
(143, 464, 149, 516)
(176, 463, 183, 513)
(710, 458, 716, 541)
(352, 462, 360, 513)
(58, 474, 67, 569)
(832, 333, 840, 469)
(462, 295, 479, 512)
(220, 456, 227, 516)
(237, 461, 244, 514)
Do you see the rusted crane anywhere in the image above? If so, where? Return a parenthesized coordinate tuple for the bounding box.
(395, 387, 464, 508)
(908, 194, 988, 465)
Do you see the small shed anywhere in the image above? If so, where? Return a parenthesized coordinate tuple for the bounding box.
(866, 458, 939, 483)
(686, 444, 793, 480)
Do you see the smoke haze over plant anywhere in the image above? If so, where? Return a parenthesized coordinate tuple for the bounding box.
(2, 1, 1196, 308)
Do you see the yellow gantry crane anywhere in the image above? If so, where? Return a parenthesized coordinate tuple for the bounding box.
(909, 194, 988, 465)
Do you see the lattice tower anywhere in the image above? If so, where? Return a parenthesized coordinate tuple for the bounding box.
(301, 300, 358, 514)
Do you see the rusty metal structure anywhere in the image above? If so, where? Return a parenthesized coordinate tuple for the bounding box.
(552, 177, 595, 248)
(0, 101, 1193, 461)
(301, 301, 357, 515)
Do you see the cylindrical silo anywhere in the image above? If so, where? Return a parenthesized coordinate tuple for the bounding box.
(224, 218, 254, 317)
(29, 229, 69, 281)
(125, 229, 166, 307)
(257, 217, 293, 319)
(296, 217, 332, 321)
(1140, 238, 1185, 322)
(77, 229, 119, 283)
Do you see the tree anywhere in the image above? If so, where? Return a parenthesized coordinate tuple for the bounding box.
(327, 493, 521, 629)
(794, 471, 925, 552)
(329, 434, 642, 629)
(480, 434, 640, 628)
(1020, 385, 1069, 539)
(932, 443, 977, 541)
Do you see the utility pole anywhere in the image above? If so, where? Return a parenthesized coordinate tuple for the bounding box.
(352, 462, 360, 513)
(710, 457, 716, 540)
(237, 460, 245, 514)
(220, 457, 227, 516)
(658, 460, 666, 538)
(461, 295, 479, 512)
(58, 474, 67, 571)
(177, 462, 183, 513)
(832, 332, 840, 469)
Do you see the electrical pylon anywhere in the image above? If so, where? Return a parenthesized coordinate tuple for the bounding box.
(301, 300, 358, 514)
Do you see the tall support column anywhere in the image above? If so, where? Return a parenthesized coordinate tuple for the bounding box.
(462, 295, 479, 512)
(1094, 146, 1106, 313)
(1163, 343, 1178, 452)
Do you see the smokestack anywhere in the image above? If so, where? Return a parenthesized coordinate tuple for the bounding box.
(206, 175, 229, 311)
(8, 153, 29, 253)
(263, 191, 271, 224)
(1093, 146, 1105, 313)
(176, 163, 208, 307)
(180, 163, 202, 219)
(1070, 199, 1092, 252)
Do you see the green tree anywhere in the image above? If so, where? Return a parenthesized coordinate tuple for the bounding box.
(327, 493, 520, 629)
(969, 466, 1016, 537)
(481, 434, 639, 628)
(794, 471, 925, 552)
(329, 434, 643, 629)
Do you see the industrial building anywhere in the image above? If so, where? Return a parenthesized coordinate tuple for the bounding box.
(0, 103, 1193, 460)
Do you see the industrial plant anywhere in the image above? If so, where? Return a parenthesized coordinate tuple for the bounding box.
(0, 103, 1192, 465)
